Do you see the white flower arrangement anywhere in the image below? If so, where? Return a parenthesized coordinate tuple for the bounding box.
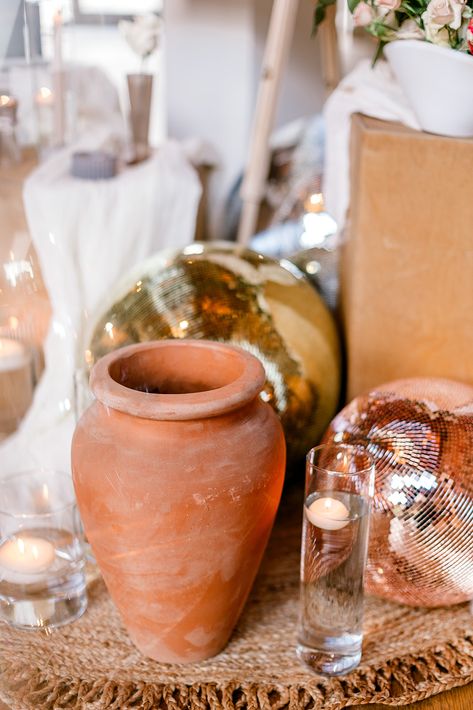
(119, 13, 162, 67)
(313, 0, 473, 58)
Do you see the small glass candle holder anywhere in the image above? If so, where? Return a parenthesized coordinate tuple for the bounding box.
(0, 470, 87, 629)
(0, 338, 34, 439)
(0, 93, 20, 167)
(73, 367, 94, 424)
(296, 443, 375, 676)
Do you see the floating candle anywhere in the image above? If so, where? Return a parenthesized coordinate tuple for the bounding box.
(0, 535, 55, 584)
(306, 496, 350, 531)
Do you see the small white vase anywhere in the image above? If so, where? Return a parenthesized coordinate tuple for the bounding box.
(385, 39, 473, 138)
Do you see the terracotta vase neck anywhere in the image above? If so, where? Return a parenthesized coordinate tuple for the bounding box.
(90, 339, 266, 421)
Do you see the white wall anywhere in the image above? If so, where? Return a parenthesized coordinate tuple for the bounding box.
(4, 1, 329, 238)
(254, 0, 325, 129)
(165, 0, 255, 238)
(165, 0, 326, 239)
(62, 24, 165, 144)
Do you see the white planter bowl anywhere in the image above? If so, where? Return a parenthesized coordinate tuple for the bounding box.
(385, 39, 473, 138)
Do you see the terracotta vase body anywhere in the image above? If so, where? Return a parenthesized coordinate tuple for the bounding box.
(72, 340, 285, 663)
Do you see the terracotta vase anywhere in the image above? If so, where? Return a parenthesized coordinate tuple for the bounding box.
(72, 339, 285, 663)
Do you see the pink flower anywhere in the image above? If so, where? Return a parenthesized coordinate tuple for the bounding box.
(395, 18, 425, 39)
(422, 0, 466, 34)
(467, 18, 473, 53)
(376, 0, 402, 10)
(353, 1, 375, 26)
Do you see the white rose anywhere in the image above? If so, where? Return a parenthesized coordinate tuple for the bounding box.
(353, 1, 375, 27)
(395, 19, 426, 39)
(422, 20, 453, 46)
(119, 13, 162, 59)
(450, 0, 468, 28)
(425, 0, 454, 25)
(422, 0, 466, 33)
(138, 14, 162, 31)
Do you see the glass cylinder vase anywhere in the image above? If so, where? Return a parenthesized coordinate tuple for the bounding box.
(297, 443, 375, 676)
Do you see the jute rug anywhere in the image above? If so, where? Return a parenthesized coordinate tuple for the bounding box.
(1, 485, 472, 710)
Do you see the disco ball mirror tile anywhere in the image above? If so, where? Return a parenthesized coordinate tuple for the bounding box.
(87, 243, 341, 463)
(324, 377, 473, 607)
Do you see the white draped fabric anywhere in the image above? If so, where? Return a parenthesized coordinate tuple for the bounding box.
(323, 58, 420, 234)
(0, 139, 201, 476)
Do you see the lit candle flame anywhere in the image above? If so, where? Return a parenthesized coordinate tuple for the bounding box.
(17, 538, 25, 555)
(304, 192, 325, 214)
(38, 86, 53, 101)
(310, 193, 323, 207)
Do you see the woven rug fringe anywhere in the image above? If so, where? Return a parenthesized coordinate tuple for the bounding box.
(2, 634, 473, 710)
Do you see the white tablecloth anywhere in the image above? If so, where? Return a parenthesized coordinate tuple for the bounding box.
(0, 140, 201, 476)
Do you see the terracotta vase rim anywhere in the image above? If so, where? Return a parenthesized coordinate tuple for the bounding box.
(89, 339, 266, 421)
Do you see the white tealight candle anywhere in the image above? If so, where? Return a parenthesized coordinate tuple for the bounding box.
(0, 535, 56, 584)
(306, 496, 350, 531)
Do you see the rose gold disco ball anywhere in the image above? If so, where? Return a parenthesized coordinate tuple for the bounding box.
(324, 377, 473, 607)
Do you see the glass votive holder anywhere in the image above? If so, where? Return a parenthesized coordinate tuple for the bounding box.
(296, 443, 375, 676)
(0, 470, 87, 629)
(72, 368, 97, 564)
(73, 367, 94, 424)
(0, 337, 34, 440)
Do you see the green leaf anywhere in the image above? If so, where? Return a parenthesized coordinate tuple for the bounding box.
(312, 0, 337, 33)
(372, 40, 387, 66)
(348, 0, 362, 12)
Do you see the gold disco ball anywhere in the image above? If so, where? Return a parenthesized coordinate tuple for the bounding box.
(324, 377, 473, 607)
(87, 242, 341, 463)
